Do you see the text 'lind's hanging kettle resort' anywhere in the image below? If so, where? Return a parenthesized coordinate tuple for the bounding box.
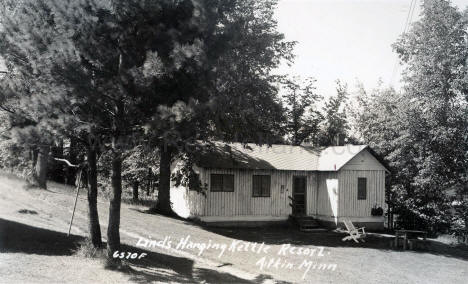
(0, 1, 467, 284)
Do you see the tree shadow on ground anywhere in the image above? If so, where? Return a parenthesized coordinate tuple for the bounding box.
(120, 242, 288, 283)
(204, 224, 468, 261)
(0, 218, 282, 283)
(127, 207, 201, 228)
(0, 218, 84, 255)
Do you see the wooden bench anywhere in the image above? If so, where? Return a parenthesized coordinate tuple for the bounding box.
(394, 229, 428, 250)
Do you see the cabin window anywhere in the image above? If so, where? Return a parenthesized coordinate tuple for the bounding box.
(210, 174, 234, 192)
(357, 177, 367, 200)
(252, 175, 271, 197)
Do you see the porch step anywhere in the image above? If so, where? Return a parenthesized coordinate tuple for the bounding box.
(300, 227, 328, 232)
(291, 215, 322, 232)
(300, 220, 319, 227)
(298, 216, 316, 221)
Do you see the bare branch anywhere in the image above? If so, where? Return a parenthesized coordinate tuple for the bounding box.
(53, 158, 80, 168)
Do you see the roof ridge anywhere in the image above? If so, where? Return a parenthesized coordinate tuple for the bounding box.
(194, 141, 374, 171)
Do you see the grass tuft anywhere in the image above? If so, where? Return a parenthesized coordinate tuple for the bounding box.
(73, 239, 105, 259)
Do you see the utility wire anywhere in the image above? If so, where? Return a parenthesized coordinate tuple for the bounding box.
(391, 0, 417, 86)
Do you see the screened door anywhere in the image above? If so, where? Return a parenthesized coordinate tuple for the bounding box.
(292, 176, 306, 216)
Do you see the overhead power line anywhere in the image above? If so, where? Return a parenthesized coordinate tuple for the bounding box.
(390, 0, 417, 86)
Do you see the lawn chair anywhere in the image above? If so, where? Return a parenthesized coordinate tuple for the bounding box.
(341, 218, 366, 243)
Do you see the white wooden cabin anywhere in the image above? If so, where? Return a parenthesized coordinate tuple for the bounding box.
(170, 142, 389, 230)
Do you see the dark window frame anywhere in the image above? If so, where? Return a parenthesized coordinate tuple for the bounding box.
(252, 175, 271, 197)
(357, 177, 367, 200)
(210, 174, 234, 192)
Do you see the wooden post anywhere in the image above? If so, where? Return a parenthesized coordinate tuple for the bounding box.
(68, 168, 82, 236)
(403, 233, 407, 250)
(53, 158, 82, 237)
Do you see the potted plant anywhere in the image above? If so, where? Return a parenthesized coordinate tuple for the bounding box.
(371, 204, 384, 216)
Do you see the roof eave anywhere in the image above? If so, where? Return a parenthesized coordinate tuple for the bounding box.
(334, 145, 390, 173)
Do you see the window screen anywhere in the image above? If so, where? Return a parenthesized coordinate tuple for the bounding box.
(210, 174, 234, 192)
(358, 177, 367, 200)
(252, 175, 271, 197)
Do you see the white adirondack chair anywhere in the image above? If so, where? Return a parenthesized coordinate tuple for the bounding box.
(341, 218, 366, 243)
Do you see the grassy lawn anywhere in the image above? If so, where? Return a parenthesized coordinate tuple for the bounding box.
(0, 173, 467, 283)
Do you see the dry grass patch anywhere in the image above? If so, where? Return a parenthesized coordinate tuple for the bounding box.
(73, 239, 106, 259)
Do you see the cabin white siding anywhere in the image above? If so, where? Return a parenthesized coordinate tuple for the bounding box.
(186, 186, 206, 217)
(172, 148, 387, 224)
(179, 170, 385, 221)
(201, 169, 315, 218)
(338, 170, 386, 217)
(314, 172, 339, 218)
(180, 169, 323, 220)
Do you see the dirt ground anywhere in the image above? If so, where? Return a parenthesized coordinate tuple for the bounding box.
(0, 173, 467, 284)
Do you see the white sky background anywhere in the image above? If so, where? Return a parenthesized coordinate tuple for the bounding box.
(275, 0, 468, 96)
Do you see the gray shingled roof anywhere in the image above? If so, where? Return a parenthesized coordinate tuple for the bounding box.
(193, 141, 370, 171)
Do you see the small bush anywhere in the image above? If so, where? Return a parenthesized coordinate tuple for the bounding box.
(451, 200, 468, 245)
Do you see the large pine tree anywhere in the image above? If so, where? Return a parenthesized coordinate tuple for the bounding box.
(1, 0, 295, 264)
(1, 0, 214, 261)
(145, 0, 294, 214)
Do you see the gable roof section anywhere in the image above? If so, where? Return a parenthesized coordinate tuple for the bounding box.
(193, 142, 387, 172)
(317, 145, 368, 171)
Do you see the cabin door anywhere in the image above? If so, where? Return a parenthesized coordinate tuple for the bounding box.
(292, 176, 306, 216)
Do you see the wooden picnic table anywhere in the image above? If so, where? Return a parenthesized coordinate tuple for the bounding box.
(394, 229, 427, 250)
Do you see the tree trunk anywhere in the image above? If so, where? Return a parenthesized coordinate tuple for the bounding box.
(106, 148, 122, 265)
(156, 145, 173, 215)
(50, 141, 65, 183)
(32, 147, 39, 167)
(106, 53, 125, 266)
(147, 168, 152, 196)
(34, 146, 49, 189)
(464, 216, 468, 245)
(132, 181, 139, 201)
(87, 146, 102, 248)
(27, 147, 39, 185)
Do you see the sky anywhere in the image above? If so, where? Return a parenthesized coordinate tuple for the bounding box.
(275, 0, 468, 96)
(2, 0, 468, 95)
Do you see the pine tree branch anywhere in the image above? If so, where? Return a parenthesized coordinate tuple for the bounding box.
(0, 104, 16, 114)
